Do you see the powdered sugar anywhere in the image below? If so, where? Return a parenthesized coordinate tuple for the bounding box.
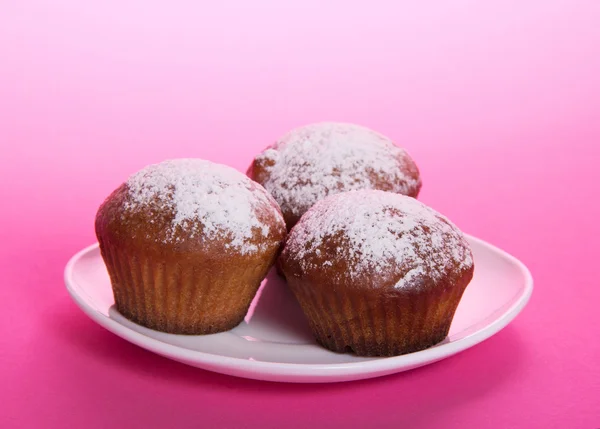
(124, 159, 283, 253)
(254, 122, 421, 224)
(394, 266, 426, 289)
(284, 190, 473, 288)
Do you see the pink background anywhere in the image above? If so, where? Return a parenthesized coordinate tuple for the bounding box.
(1, 1, 599, 427)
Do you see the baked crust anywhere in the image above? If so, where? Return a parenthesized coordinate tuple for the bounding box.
(249, 122, 421, 229)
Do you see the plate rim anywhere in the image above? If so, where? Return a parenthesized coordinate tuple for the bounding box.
(64, 234, 533, 381)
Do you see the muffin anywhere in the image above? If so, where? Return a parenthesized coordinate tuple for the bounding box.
(279, 190, 474, 356)
(95, 159, 287, 335)
(248, 122, 421, 229)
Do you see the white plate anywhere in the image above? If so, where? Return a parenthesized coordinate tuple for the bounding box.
(64, 235, 532, 383)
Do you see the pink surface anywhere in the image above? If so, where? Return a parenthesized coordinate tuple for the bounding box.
(1, 1, 599, 427)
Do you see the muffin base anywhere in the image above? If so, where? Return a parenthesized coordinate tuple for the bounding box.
(100, 242, 276, 335)
(287, 277, 470, 357)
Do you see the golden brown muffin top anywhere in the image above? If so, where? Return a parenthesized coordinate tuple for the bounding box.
(96, 159, 286, 255)
(280, 190, 473, 291)
(249, 122, 422, 229)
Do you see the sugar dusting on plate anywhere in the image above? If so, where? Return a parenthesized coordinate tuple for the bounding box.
(254, 122, 421, 220)
(124, 159, 283, 253)
(284, 190, 473, 288)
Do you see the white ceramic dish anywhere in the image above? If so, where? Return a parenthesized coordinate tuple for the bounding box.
(64, 235, 532, 383)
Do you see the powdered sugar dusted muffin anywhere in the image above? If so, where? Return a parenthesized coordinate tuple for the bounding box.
(95, 159, 286, 334)
(248, 122, 421, 229)
(279, 190, 473, 356)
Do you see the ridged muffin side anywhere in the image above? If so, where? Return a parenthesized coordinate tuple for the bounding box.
(284, 268, 471, 356)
